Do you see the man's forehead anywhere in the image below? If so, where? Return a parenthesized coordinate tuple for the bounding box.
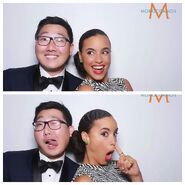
(37, 108, 64, 116)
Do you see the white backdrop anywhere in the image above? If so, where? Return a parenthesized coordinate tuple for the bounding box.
(3, 3, 182, 91)
(3, 94, 181, 182)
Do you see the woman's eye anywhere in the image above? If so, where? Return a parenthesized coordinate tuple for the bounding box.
(102, 50, 109, 55)
(87, 51, 94, 55)
(114, 132, 118, 137)
(101, 132, 109, 137)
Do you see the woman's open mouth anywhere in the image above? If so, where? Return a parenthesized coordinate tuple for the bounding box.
(105, 151, 114, 161)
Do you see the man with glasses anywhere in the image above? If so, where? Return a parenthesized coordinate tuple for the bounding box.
(3, 101, 79, 182)
(3, 16, 82, 91)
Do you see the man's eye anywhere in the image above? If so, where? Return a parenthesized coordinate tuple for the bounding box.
(36, 122, 43, 127)
(55, 38, 65, 42)
(39, 37, 49, 42)
(49, 120, 59, 125)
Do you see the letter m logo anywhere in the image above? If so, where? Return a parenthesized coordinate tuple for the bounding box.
(149, 3, 169, 19)
(149, 95, 169, 103)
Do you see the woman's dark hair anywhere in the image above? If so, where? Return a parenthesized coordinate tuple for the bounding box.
(33, 101, 72, 126)
(35, 16, 73, 43)
(68, 109, 112, 162)
(74, 29, 110, 77)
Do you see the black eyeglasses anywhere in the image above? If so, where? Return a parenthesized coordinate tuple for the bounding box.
(36, 36, 70, 47)
(33, 120, 68, 131)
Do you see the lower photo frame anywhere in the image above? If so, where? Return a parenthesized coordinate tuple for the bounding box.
(3, 94, 182, 182)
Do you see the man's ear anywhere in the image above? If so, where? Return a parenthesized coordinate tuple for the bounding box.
(70, 43, 74, 55)
(69, 126, 74, 137)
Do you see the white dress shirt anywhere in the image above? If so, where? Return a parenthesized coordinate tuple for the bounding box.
(39, 65, 65, 92)
(39, 151, 65, 182)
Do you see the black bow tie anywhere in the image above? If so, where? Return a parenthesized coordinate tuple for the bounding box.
(38, 160, 63, 173)
(39, 76, 63, 90)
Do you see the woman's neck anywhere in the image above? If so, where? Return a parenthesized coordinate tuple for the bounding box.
(83, 153, 98, 165)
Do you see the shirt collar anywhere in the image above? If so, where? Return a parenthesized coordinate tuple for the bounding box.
(39, 65, 65, 78)
(39, 151, 65, 162)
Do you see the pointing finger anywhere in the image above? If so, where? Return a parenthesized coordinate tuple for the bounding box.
(115, 143, 126, 157)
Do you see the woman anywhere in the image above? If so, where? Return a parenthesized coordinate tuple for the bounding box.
(70, 109, 143, 182)
(74, 29, 133, 91)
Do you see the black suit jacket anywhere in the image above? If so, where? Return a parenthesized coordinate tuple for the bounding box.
(3, 65, 82, 91)
(3, 148, 79, 182)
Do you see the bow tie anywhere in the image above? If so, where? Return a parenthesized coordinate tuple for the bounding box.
(39, 76, 63, 90)
(38, 160, 63, 173)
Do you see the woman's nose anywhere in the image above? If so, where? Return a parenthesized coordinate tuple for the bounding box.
(110, 135, 116, 146)
(95, 53, 103, 63)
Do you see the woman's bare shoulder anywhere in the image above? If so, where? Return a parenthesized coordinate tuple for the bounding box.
(73, 175, 92, 182)
(124, 79, 133, 91)
(77, 85, 94, 91)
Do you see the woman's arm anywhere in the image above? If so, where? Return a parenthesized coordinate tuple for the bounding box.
(115, 144, 143, 182)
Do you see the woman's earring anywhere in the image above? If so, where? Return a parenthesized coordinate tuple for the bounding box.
(80, 60, 83, 63)
(85, 138, 90, 145)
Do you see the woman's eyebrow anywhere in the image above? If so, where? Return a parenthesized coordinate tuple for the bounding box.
(100, 128, 110, 131)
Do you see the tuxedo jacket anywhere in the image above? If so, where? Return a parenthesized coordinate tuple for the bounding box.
(3, 64, 83, 91)
(3, 148, 79, 182)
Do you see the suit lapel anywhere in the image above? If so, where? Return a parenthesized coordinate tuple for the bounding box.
(62, 71, 68, 91)
(62, 71, 83, 91)
(59, 157, 68, 182)
(32, 149, 42, 182)
(33, 65, 42, 91)
(59, 156, 72, 182)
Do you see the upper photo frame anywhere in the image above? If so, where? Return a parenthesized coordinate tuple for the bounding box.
(3, 3, 182, 91)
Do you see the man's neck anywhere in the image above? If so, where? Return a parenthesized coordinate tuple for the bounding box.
(39, 65, 65, 77)
(39, 151, 65, 161)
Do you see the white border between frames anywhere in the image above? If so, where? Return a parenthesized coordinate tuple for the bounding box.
(1, 91, 183, 96)
(3, 89, 184, 93)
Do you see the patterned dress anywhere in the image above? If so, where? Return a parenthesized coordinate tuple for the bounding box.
(76, 78, 128, 91)
(72, 161, 130, 182)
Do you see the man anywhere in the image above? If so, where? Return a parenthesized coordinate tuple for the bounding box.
(3, 16, 82, 91)
(3, 101, 79, 182)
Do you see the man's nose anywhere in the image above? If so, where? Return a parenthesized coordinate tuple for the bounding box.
(43, 123, 51, 135)
(46, 39, 56, 50)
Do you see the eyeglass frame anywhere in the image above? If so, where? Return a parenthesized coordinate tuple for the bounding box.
(36, 35, 71, 47)
(32, 119, 69, 131)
